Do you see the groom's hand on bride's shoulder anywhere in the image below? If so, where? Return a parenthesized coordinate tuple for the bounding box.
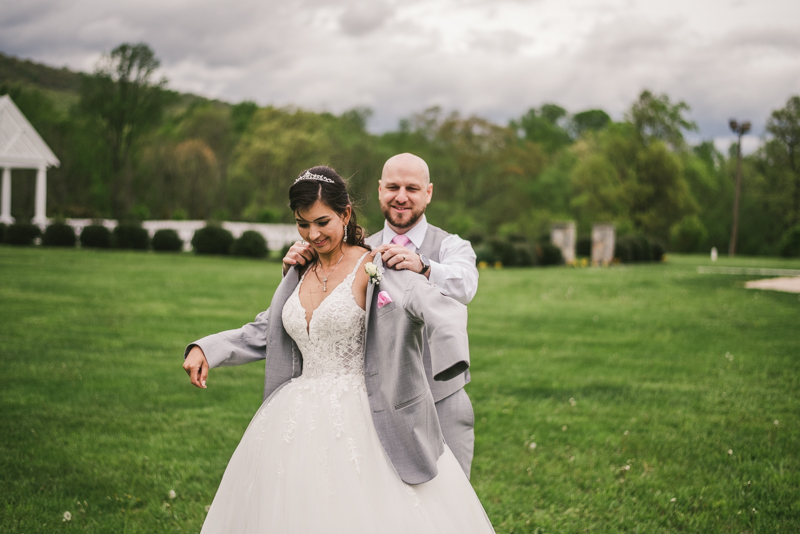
(372, 245, 425, 275)
(184, 346, 209, 389)
(282, 241, 314, 275)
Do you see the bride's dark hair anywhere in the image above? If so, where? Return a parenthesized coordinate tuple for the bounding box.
(289, 165, 369, 253)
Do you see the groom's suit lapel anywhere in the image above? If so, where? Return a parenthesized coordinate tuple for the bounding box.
(363, 253, 381, 348)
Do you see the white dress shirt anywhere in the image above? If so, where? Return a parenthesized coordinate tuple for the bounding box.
(381, 215, 479, 305)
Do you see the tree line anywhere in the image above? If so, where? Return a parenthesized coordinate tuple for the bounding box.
(2, 43, 799, 256)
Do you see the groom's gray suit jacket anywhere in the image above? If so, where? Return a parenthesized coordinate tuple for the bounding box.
(187, 254, 470, 485)
(366, 224, 470, 402)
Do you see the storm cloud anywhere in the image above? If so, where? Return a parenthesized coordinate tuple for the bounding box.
(1, 0, 798, 149)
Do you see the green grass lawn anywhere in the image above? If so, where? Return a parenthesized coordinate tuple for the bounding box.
(1, 247, 798, 533)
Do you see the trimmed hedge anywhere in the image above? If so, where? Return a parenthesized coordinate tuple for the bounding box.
(651, 242, 666, 262)
(5, 223, 41, 246)
(192, 225, 234, 255)
(475, 238, 560, 267)
(152, 229, 184, 252)
(615, 234, 664, 263)
(113, 224, 150, 250)
(0, 222, 5, 243)
(778, 225, 800, 258)
(80, 225, 112, 249)
(231, 230, 268, 258)
(576, 236, 591, 257)
(536, 243, 564, 266)
(486, 238, 519, 266)
(42, 222, 77, 247)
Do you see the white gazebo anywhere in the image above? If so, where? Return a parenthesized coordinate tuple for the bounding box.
(0, 95, 60, 225)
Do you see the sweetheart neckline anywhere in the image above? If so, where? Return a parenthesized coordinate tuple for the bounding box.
(295, 251, 369, 335)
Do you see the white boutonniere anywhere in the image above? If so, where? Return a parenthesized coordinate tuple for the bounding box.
(364, 262, 383, 285)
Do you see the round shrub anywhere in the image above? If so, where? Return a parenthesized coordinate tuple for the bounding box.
(5, 222, 41, 246)
(487, 238, 518, 266)
(465, 229, 485, 246)
(42, 222, 76, 247)
(113, 224, 150, 250)
(651, 241, 666, 262)
(232, 230, 268, 259)
(670, 215, 707, 253)
(614, 237, 632, 263)
(536, 243, 564, 266)
(631, 234, 653, 262)
(473, 243, 495, 265)
(778, 225, 800, 257)
(576, 236, 591, 257)
(514, 244, 535, 267)
(192, 225, 234, 255)
(80, 225, 111, 249)
(152, 229, 184, 252)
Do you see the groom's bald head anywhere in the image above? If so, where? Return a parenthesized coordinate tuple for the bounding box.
(382, 153, 430, 185)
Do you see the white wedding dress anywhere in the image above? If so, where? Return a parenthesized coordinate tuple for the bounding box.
(201, 252, 495, 533)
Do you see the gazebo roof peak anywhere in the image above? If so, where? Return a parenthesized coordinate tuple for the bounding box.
(0, 94, 60, 169)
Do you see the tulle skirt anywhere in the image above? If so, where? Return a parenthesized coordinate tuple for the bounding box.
(201, 373, 495, 533)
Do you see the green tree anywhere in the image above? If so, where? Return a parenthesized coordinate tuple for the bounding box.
(511, 104, 572, 154)
(79, 43, 168, 217)
(627, 90, 697, 150)
(570, 122, 698, 242)
(231, 100, 258, 134)
(765, 95, 800, 225)
(570, 109, 611, 139)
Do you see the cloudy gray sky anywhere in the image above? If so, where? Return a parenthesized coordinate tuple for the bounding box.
(2, 0, 799, 152)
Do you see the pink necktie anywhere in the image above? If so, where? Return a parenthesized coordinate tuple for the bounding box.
(391, 234, 410, 248)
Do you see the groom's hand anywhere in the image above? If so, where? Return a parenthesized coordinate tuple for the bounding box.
(282, 241, 314, 275)
(184, 346, 209, 389)
(372, 245, 427, 277)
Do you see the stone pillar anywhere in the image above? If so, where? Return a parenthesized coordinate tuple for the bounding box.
(1, 167, 13, 224)
(591, 223, 615, 265)
(550, 221, 576, 264)
(33, 165, 47, 226)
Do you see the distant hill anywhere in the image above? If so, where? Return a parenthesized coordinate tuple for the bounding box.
(0, 50, 224, 113)
(0, 52, 82, 93)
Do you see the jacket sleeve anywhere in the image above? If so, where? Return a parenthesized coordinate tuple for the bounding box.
(184, 309, 270, 368)
(406, 280, 470, 381)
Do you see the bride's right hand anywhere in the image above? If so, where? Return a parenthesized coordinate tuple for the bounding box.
(282, 241, 315, 275)
(184, 346, 210, 388)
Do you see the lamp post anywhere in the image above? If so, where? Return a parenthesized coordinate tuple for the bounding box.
(728, 119, 750, 257)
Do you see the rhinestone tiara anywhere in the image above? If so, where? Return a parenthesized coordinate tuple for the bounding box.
(294, 171, 334, 184)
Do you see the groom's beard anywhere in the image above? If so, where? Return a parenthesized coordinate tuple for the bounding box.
(381, 203, 426, 229)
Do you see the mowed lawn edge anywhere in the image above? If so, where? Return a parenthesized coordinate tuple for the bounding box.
(1, 247, 798, 533)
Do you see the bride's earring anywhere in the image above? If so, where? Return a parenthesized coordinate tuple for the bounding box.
(343, 224, 348, 243)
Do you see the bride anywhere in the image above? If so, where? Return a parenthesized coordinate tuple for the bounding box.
(183, 166, 495, 533)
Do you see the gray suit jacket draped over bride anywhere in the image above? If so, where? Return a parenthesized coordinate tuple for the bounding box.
(186, 254, 470, 485)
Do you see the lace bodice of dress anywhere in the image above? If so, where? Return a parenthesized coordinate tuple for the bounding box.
(282, 251, 369, 379)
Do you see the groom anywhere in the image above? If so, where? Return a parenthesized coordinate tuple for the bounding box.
(282, 153, 479, 477)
